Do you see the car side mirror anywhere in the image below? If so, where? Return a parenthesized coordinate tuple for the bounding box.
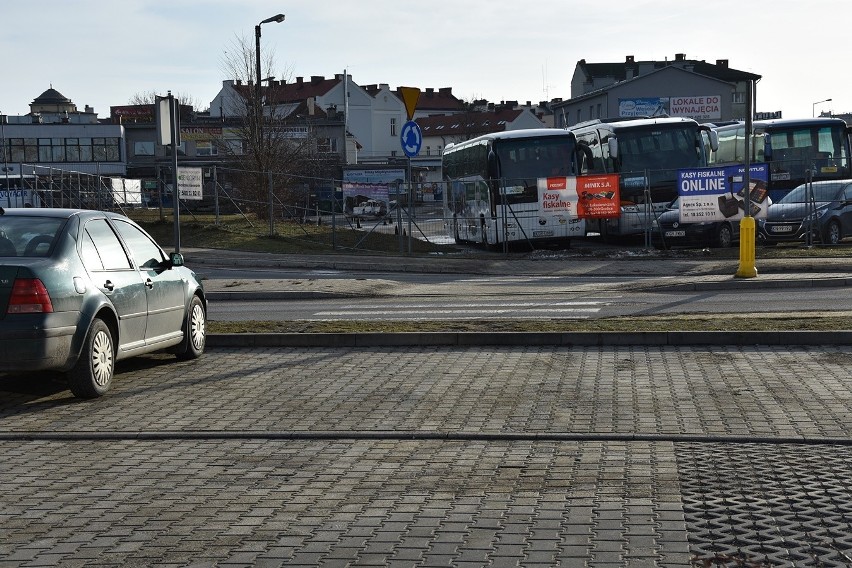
(169, 252, 184, 267)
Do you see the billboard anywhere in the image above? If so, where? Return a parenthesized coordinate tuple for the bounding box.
(342, 168, 405, 216)
(677, 164, 769, 222)
(619, 95, 722, 120)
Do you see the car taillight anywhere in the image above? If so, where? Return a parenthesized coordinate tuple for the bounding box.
(8, 278, 54, 314)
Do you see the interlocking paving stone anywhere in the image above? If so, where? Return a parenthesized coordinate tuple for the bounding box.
(3, 346, 852, 565)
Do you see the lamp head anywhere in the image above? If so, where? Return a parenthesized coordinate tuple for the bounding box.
(260, 14, 285, 24)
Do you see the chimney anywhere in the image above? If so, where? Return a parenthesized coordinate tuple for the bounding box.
(626, 55, 635, 63)
(426, 88, 434, 95)
(236, 79, 242, 86)
(296, 77, 304, 85)
(675, 53, 686, 61)
(311, 75, 324, 84)
(716, 59, 729, 68)
(439, 87, 452, 95)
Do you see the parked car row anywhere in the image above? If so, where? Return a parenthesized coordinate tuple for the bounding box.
(0, 208, 206, 399)
(652, 179, 852, 248)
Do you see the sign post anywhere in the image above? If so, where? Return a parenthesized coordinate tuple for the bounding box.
(398, 87, 421, 254)
(156, 92, 181, 253)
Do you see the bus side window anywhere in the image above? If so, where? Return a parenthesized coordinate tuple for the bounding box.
(600, 136, 615, 173)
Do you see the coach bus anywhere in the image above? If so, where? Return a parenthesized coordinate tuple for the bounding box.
(567, 117, 718, 238)
(442, 129, 586, 247)
(709, 117, 852, 202)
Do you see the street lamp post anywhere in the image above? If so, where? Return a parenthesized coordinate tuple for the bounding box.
(812, 98, 832, 118)
(254, 13, 284, 236)
(255, 14, 285, 129)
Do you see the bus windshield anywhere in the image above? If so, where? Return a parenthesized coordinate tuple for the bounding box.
(617, 124, 703, 173)
(765, 125, 849, 192)
(493, 136, 576, 205)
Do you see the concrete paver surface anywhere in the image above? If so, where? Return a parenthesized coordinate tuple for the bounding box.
(3, 345, 852, 566)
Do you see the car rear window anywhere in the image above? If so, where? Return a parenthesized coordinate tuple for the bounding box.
(0, 216, 66, 257)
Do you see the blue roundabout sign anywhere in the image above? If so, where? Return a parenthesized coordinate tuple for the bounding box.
(400, 120, 422, 158)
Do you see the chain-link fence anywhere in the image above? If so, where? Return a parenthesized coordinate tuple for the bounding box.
(3, 161, 850, 253)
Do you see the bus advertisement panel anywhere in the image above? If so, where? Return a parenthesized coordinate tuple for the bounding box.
(677, 164, 769, 223)
(539, 174, 620, 219)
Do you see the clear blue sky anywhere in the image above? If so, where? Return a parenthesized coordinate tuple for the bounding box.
(1, 0, 846, 120)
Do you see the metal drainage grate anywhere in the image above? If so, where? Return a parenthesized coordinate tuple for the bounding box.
(676, 442, 852, 567)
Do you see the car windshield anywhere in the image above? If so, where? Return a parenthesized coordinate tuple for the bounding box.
(0, 215, 67, 257)
(778, 182, 847, 204)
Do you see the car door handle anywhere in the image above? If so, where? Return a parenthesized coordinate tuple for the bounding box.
(145, 278, 154, 289)
(103, 280, 115, 291)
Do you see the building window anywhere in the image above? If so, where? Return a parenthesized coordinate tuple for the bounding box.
(597, 104, 602, 118)
(390, 118, 397, 136)
(732, 92, 745, 104)
(426, 146, 431, 156)
(8, 136, 121, 163)
(226, 139, 245, 155)
(196, 141, 217, 157)
(316, 137, 339, 154)
(134, 141, 155, 156)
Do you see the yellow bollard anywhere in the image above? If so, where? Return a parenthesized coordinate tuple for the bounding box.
(735, 216, 758, 278)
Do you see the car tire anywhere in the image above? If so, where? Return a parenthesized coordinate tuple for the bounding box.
(823, 220, 842, 245)
(175, 296, 206, 360)
(714, 223, 733, 248)
(68, 318, 114, 399)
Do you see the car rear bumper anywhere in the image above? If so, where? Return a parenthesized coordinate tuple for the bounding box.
(0, 312, 80, 372)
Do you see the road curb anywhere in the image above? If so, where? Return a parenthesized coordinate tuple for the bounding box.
(207, 330, 852, 348)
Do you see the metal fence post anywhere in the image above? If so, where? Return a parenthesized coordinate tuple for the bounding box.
(268, 171, 274, 237)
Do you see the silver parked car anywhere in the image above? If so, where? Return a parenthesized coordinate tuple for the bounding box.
(0, 208, 206, 398)
(759, 180, 852, 245)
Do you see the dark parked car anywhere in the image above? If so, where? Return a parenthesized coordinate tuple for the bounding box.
(651, 197, 742, 249)
(759, 180, 852, 245)
(0, 208, 206, 398)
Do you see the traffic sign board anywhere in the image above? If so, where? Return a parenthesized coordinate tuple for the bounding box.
(400, 120, 422, 157)
(398, 87, 420, 121)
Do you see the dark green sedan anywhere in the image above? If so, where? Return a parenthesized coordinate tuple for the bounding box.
(0, 208, 207, 398)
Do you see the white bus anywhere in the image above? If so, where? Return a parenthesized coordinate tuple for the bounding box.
(442, 129, 586, 247)
(0, 175, 43, 207)
(567, 117, 718, 238)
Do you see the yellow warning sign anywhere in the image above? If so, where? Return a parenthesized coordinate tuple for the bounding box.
(398, 87, 421, 121)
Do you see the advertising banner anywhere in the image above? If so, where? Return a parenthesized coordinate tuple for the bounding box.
(677, 164, 769, 222)
(576, 175, 621, 218)
(619, 98, 669, 118)
(538, 174, 620, 219)
(342, 169, 404, 216)
(177, 167, 204, 201)
(619, 95, 722, 120)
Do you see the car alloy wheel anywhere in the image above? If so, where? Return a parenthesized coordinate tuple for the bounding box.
(825, 220, 842, 245)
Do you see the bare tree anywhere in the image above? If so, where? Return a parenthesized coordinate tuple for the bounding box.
(128, 90, 202, 110)
(217, 34, 331, 220)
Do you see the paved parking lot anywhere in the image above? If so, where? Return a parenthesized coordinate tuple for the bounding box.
(3, 345, 852, 566)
